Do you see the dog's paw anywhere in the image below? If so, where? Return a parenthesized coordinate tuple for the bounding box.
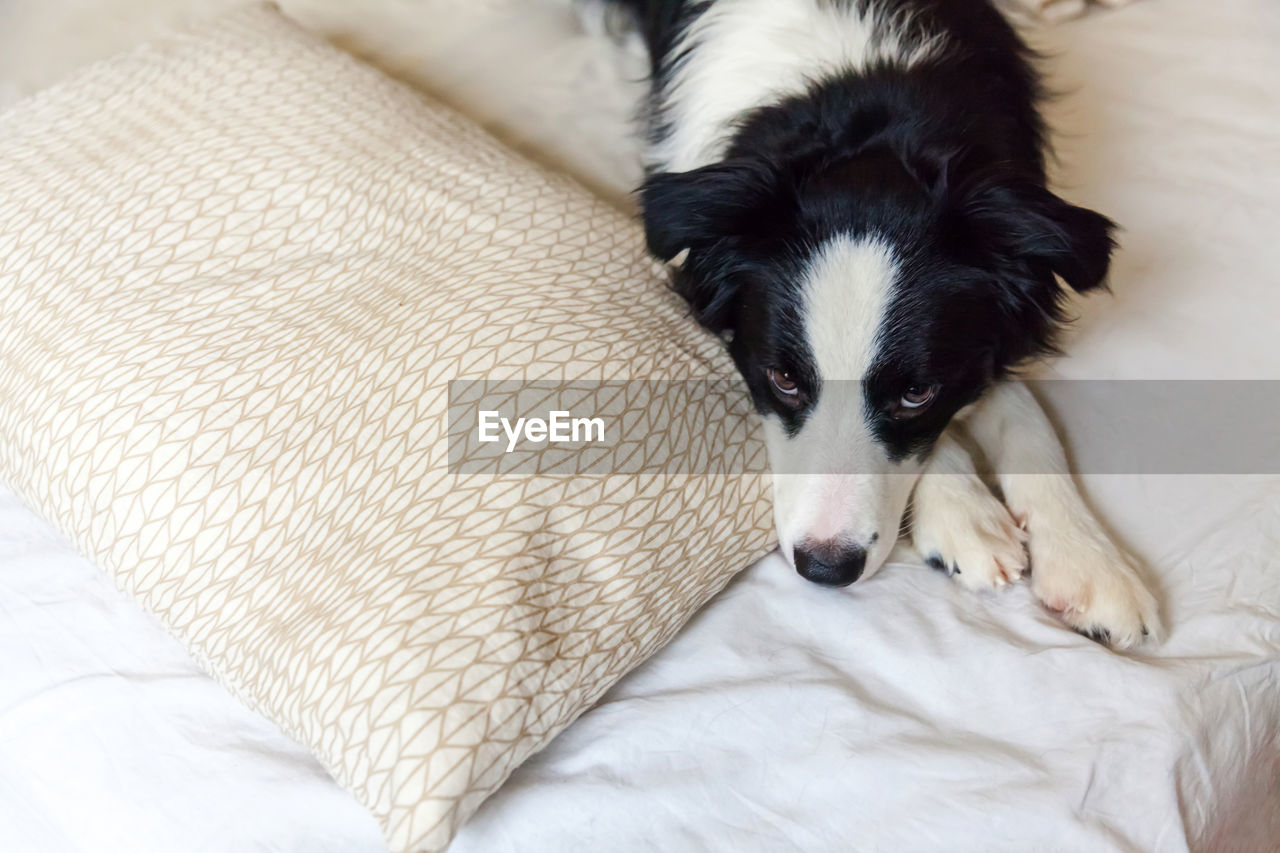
(912, 477, 1028, 592)
(1028, 512, 1161, 650)
(572, 0, 639, 41)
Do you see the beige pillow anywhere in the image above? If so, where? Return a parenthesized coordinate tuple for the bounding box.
(0, 4, 773, 850)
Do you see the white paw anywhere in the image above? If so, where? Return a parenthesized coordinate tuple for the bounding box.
(912, 477, 1028, 592)
(572, 0, 639, 42)
(1028, 511, 1161, 650)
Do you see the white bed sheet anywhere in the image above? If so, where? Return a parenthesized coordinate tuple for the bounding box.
(1, 1, 1278, 851)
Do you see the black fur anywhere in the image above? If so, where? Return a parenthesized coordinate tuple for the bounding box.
(615, 0, 1116, 460)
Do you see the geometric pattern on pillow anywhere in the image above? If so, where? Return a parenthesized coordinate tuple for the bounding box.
(0, 5, 774, 849)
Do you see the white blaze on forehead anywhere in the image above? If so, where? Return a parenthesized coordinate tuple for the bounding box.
(778, 234, 897, 481)
(801, 234, 897, 382)
(649, 0, 945, 172)
(764, 234, 910, 580)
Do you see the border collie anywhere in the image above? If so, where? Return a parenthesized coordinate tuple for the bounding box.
(583, 0, 1159, 647)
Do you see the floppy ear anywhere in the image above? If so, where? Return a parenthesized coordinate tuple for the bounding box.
(638, 159, 783, 333)
(957, 174, 1117, 293)
(638, 158, 781, 261)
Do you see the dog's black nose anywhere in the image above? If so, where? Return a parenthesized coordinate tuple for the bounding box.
(793, 543, 867, 587)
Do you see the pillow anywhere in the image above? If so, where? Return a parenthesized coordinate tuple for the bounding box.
(0, 4, 774, 851)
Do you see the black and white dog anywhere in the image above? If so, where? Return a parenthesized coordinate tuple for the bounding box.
(585, 0, 1158, 647)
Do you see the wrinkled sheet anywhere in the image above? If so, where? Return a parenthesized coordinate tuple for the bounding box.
(2, 0, 1278, 851)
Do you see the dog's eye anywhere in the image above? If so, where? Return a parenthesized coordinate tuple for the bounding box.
(766, 368, 803, 407)
(894, 384, 939, 418)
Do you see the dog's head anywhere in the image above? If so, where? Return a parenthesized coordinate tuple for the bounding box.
(642, 145, 1115, 585)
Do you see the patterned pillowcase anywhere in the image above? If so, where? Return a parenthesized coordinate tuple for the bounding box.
(0, 5, 774, 850)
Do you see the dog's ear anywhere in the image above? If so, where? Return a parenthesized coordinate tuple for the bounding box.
(955, 173, 1118, 293)
(639, 159, 784, 333)
(638, 158, 782, 261)
(944, 171, 1118, 367)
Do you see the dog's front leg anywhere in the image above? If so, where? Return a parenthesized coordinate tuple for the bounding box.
(960, 382, 1161, 648)
(911, 430, 1028, 592)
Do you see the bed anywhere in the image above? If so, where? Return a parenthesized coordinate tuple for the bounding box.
(1, 1, 1277, 851)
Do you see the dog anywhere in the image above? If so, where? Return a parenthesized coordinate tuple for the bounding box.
(582, 0, 1159, 648)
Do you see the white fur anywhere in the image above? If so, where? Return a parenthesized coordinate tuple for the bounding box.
(767, 234, 916, 579)
(648, 0, 945, 172)
(954, 382, 1161, 647)
(572, 0, 648, 59)
(910, 431, 1028, 592)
